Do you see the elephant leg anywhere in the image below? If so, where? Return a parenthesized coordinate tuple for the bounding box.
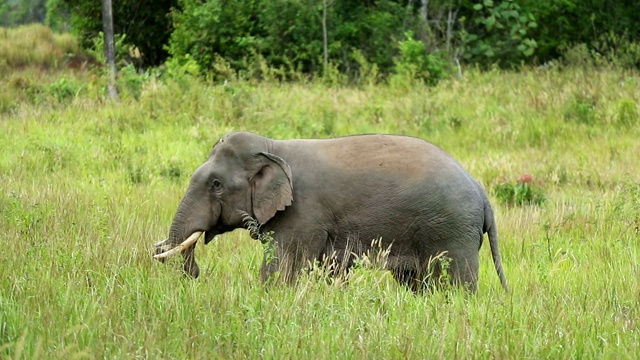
(446, 250, 479, 292)
(391, 268, 422, 292)
(390, 250, 478, 293)
(182, 245, 200, 278)
(259, 240, 297, 284)
(391, 262, 445, 293)
(259, 249, 283, 284)
(259, 229, 329, 284)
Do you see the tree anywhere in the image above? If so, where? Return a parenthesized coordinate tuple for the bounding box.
(0, 0, 47, 26)
(61, 0, 178, 67)
(102, 0, 118, 100)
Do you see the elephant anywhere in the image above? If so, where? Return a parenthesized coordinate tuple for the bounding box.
(154, 131, 508, 292)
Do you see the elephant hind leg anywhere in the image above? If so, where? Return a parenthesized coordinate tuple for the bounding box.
(391, 267, 448, 293)
(390, 251, 479, 293)
(446, 251, 479, 293)
(391, 268, 421, 292)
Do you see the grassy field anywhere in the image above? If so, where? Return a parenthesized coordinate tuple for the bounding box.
(1, 26, 639, 359)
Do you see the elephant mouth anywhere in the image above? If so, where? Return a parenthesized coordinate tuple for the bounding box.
(153, 228, 222, 260)
(204, 230, 217, 244)
(153, 231, 203, 259)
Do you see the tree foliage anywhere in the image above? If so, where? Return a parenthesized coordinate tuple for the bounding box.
(459, 0, 538, 67)
(57, 0, 178, 67)
(0, 0, 47, 26)
(3, 0, 640, 74)
(168, 0, 417, 79)
(520, 0, 640, 64)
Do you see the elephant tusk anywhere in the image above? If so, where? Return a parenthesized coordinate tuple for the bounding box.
(153, 231, 203, 259)
(154, 238, 169, 247)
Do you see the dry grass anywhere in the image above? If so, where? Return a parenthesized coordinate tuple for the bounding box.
(0, 24, 88, 71)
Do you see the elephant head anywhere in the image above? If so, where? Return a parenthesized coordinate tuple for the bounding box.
(153, 132, 293, 277)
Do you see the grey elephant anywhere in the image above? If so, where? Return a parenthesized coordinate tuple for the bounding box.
(154, 131, 508, 292)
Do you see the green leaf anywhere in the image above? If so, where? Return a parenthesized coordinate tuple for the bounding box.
(528, 21, 538, 28)
(473, 4, 483, 11)
(485, 15, 496, 29)
(504, 10, 518, 19)
(483, 0, 494, 7)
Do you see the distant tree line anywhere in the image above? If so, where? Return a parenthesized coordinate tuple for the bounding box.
(2, 0, 639, 78)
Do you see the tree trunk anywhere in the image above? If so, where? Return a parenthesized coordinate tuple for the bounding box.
(102, 0, 119, 101)
(322, 0, 329, 74)
(420, 0, 429, 23)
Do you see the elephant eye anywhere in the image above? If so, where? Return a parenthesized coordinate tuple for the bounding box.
(211, 179, 223, 191)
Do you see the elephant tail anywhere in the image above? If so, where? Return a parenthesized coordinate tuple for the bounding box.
(485, 202, 509, 293)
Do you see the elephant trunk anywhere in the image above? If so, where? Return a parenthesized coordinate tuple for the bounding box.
(153, 191, 208, 278)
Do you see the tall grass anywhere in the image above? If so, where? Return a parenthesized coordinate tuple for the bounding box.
(0, 24, 85, 70)
(1, 28, 639, 358)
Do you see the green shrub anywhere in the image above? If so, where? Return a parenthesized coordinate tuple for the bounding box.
(563, 94, 599, 125)
(393, 31, 448, 86)
(117, 64, 152, 100)
(592, 31, 640, 69)
(48, 78, 81, 103)
(615, 99, 638, 128)
(493, 173, 546, 206)
(460, 0, 538, 68)
(0, 193, 51, 237)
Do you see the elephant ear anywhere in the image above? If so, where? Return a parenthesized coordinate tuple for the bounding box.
(249, 152, 293, 225)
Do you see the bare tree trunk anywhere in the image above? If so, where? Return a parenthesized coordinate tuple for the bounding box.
(322, 0, 329, 74)
(102, 0, 118, 101)
(420, 0, 429, 23)
(445, 0, 461, 52)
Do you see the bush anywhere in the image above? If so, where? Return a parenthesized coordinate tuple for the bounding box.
(521, 0, 640, 66)
(493, 173, 546, 206)
(460, 0, 538, 68)
(393, 31, 448, 86)
(615, 99, 638, 128)
(48, 78, 81, 103)
(563, 94, 599, 125)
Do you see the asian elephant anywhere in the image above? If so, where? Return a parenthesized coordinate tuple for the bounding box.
(154, 131, 508, 292)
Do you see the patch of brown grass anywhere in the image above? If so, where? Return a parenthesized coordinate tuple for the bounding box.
(0, 24, 94, 73)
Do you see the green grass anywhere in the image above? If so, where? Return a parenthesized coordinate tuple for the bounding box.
(1, 30, 640, 357)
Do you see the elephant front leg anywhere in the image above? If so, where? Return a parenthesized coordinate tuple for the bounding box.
(259, 241, 304, 284)
(182, 245, 200, 278)
(259, 230, 329, 284)
(259, 241, 280, 284)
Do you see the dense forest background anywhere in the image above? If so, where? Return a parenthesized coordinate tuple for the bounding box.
(2, 0, 639, 81)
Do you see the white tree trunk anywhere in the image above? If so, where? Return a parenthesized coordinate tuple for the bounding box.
(420, 0, 429, 23)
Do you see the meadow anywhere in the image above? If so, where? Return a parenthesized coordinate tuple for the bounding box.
(1, 26, 639, 358)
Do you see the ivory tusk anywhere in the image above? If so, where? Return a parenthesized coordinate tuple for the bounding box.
(153, 231, 203, 259)
(154, 238, 169, 247)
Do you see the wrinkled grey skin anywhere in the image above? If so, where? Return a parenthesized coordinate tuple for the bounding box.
(155, 131, 508, 292)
